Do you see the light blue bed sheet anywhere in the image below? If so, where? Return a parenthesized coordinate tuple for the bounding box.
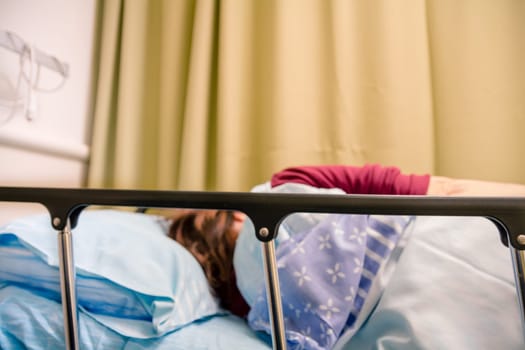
(336, 216, 524, 350)
(0, 284, 270, 350)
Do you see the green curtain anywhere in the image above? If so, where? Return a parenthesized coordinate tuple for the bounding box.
(87, 0, 525, 191)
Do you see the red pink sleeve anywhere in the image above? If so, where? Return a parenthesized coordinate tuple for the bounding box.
(270, 164, 430, 195)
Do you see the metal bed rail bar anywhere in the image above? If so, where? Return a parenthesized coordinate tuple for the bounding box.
(1, 186, 525, 350)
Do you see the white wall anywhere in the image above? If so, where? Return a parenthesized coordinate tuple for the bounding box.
(0, 0, 97, 223)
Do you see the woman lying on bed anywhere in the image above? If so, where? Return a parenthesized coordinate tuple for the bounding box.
(168, 164, 525, 350)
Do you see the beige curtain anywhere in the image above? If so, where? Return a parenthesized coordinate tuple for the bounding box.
(87, 0, 525, 191)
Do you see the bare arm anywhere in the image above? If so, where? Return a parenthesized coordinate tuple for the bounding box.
(427, 176, 525, 196)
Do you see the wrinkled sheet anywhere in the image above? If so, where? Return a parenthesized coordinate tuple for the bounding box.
(0, 284, 270, 350)
(338, 216, 523, 350)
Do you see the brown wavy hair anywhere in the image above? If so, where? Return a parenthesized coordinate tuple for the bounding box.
(168, 210, 237, 309)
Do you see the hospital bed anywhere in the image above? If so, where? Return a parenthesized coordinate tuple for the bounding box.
(0, 186, 524, 349)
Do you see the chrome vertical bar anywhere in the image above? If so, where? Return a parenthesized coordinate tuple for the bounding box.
(57, 219, 79, 350)
(510, 246, 525, 341)
(261, 231, 287, 350)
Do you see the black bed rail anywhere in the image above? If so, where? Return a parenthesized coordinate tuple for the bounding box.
(1, 186, 525, 350)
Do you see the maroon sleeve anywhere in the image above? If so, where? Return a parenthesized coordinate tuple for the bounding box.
(270, 164, 430, 195)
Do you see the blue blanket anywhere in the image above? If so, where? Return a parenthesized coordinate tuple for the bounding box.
(247, 213, 413, 350)
(232, 182, 414, 349)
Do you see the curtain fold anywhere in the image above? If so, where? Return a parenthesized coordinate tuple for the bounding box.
(88, 0, 122, 189)
(88, 0, 525, 191)
(426, 0, 525, 182)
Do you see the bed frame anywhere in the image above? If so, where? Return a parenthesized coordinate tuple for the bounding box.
(1, 186, 525, 350)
